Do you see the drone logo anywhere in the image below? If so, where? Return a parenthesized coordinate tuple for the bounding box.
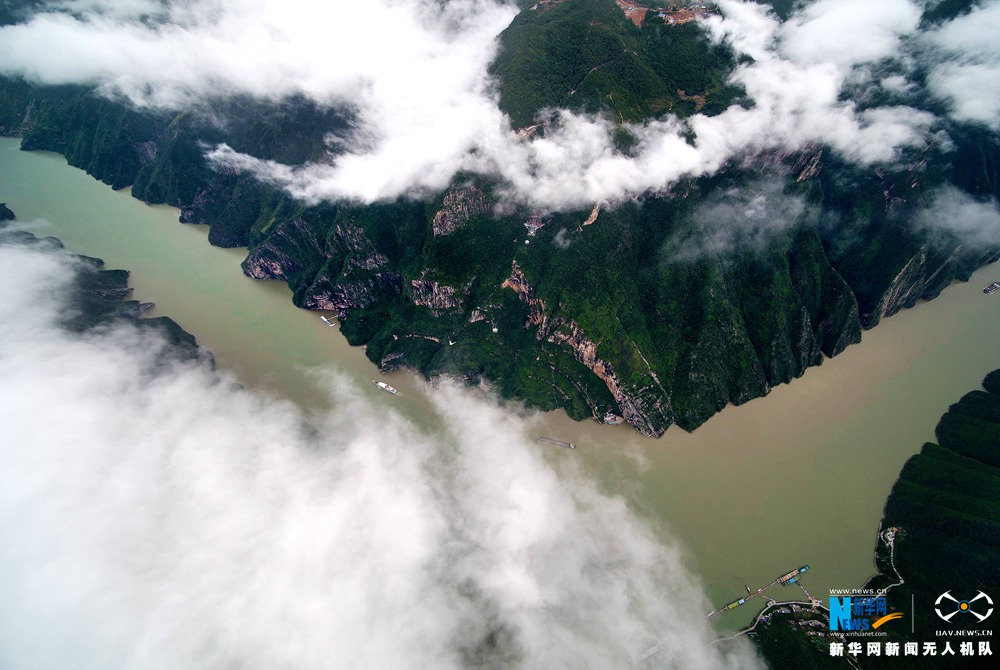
(934, 591, 994, 623)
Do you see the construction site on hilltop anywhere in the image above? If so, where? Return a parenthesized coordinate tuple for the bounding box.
(530, 1, 720, 28)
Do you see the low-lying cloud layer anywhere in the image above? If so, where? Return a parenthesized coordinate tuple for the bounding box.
(0, 236, 763, 668)
(663, 179, 809, 263)
(2, 0, 994, 210)
(925, 0, 1000, 131)
(914, 185, 1000, 250)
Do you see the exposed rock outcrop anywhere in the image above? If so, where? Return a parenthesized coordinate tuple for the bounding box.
(335, 217, 389, 272)
(132, 140, 158, 165)
(548, 321, 671, 437)
(242, 217, 326, 281)
(794, 148, 822, 182)
(408, 271, 471, 316)
(876, 246, 949, 321)
(502, 261, 672, 436)
(501, 261, 554, 332)
(432, 185, 491, 236)
(3, 75, 997, 438)
(180, 177, 230, 226)
(303, 272, 403, 311)
(868, 244, 978, 327)
(378, 350, 407, 374)
(581, 202, 601, 227)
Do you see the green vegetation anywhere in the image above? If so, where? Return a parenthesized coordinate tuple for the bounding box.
(1, 24, 997, 435)
(751, 607, 843, 670)
(753, 0, 797, 21)
(920, 0, 982, 27)
(0, 0, 45, 27)
(489, 0, 743, 127)
(755, 369, 1000, 669)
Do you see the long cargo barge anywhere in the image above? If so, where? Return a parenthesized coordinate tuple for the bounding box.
(538, 436, 576, 449)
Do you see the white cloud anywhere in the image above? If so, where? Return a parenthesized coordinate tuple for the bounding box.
(0, 235, 763, 669)
(0, 0, 518, 200)
(914, 185, 1000, 250)
(663, 179, 809, 262)
(778, 0, 922, 68)
(881, 74, 915, 95)
(552, 227, 572, 249)
(213, 0, 936, 210)
(924, 0, 1000, 130)
(0, 1, 952, 209)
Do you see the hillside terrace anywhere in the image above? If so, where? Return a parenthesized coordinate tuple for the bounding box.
(614, 1, 719, 28)
(528, 1, 719, 29)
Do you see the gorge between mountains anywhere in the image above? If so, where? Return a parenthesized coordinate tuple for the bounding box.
(1, 75, 997, 436)
(3, 1, 1000, 667)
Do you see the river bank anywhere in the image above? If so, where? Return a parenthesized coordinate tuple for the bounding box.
(2, 137, 999, 630)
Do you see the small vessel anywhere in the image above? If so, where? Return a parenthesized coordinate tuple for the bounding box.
(320, 315, 337, 327)
(372, 380, 399, 395)
(984, 281, 1000, 295)
(538, 436, 576, 450)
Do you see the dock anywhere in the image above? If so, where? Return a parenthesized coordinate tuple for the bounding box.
(705, 565, 810, 622)
(538, 436, 576, 450)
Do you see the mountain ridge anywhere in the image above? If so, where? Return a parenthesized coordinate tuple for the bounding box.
(0, 0, 997, 437)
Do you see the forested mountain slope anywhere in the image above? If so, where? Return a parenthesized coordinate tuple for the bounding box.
(1, 0, 997, 436)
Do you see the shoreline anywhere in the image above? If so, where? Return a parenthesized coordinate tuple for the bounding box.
(4, 135, 997, 441)
(5, 136, 1000, 631)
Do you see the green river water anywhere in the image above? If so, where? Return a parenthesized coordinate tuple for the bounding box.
(2, 137, 999, 629)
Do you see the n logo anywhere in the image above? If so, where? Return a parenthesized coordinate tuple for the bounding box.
(829, 597, 852, 631)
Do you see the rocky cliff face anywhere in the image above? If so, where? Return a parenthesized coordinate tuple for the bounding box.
(498, 247, 843, 437)
(242, 217, 325, 281)
(303, 273, 403, 312)
(408, 271, 471, 315)
(242, 207, 405, 312)
(874, 245, 955, 323)
(873, 245, 1000, 325)
(500, 261, 551, 331)
(2, 75, 997, 437)
(432, 185, 492, 236)
(334, 217, 389, 272)
(548, 320, 672, 437)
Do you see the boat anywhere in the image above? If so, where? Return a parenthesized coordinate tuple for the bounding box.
(603, 411, 623, 425)
(319, 315, 337, 327)
(984, 281, 1000, 295)
(372, 380, 399, 395)
(538, 436, 576, 449)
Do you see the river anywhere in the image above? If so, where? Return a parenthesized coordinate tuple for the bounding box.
(2, 136, 998, 629)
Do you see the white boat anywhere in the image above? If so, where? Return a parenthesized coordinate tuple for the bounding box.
(372, 380, 399, 395)
(320, 315, 336, 327)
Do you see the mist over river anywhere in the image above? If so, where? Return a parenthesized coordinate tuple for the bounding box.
(2, 137, 999, 643)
